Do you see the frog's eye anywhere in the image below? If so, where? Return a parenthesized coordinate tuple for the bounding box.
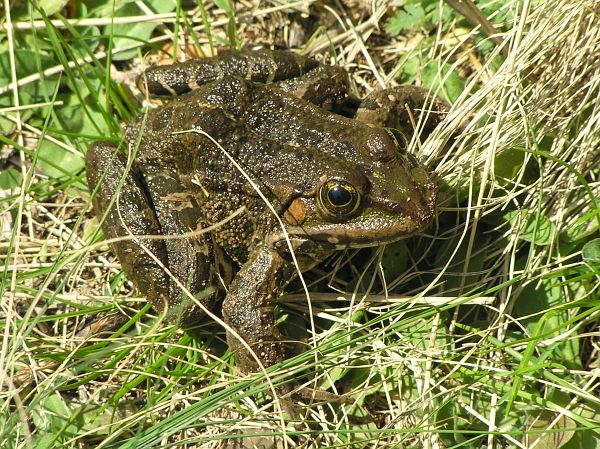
(385, 128, 408, 152)
(318, 180, 361, 219)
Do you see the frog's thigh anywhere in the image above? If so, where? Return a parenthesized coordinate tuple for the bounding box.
(141, 167, 220, 325)
(85, 142, 170, 313)
(275, 65, 349, 108)
(355, 86, 452, 139)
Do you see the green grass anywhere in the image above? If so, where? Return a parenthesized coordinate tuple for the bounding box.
(1, 0, 599, 448)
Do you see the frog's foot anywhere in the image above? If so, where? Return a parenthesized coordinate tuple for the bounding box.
(140, 49, 328, 98)
(225, 334, 288, 374)
(275, 64, 349, 109)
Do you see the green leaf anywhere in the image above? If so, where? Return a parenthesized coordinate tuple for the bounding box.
(380, 240, 409, 280)
(476, 0, 515, 25)
(11, 0, 68, 19)
(56, 105, 84, 131)
(524, 396, 576, 449)
(63, 73, 106, 105)
(385, 4, 427, 35)
(422, 60, 465, 103)
(35, 434, 57, 449)
(514, 278, 562, 329)
(36, 139, 85, 179)
(395, 54, 421, 83)
(0, 168, 22, 190)
(433, 229, 489, 292)
(214, 0, 234, 12)
(563, 212, 598, 242)
(582, 238, 600, 265)
(0, 49, 54, 79)
(562, 430, 600, 449)
(213, 0, 240, 49)
(82, 216, 103, 244)
(109, 1, 177, 61)
(70, 25, 102, 58)
(513, 274, 580, 369)
(503, 209, 556, 246)
(47, 97, 111, 137)
(38, 0, 69, 16)
(148, 0, 178, 15)
(494, 147, 538, 183)
(0, 48, 59, 104)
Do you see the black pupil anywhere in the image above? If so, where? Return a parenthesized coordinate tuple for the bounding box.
(328, 185, 352, 206)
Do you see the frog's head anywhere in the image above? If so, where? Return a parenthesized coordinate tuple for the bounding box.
(274, 126, 436, 250)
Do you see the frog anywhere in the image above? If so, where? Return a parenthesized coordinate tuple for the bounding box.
(85, 49, 449, 374)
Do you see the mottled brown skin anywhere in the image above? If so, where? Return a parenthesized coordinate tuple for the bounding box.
(86, 49, 447, 372)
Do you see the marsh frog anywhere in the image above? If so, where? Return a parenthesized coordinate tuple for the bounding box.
(86, 49, 448, 373)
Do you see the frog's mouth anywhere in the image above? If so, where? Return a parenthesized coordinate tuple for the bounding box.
(273, 203, 436, 250)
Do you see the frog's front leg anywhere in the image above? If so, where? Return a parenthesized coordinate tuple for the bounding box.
(222, 244, 293, 372)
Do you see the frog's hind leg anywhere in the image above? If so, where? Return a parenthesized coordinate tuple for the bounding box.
(139, 49, 321, 96)
(275, 64, 350, 110)
(86, 142, 171, 319)
(139, 165, 225, 326)
(87, 143, 221, 326)
(355, 86, 453, 142)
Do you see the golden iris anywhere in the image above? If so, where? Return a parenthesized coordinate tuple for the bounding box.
(318, 180, 361, 219)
